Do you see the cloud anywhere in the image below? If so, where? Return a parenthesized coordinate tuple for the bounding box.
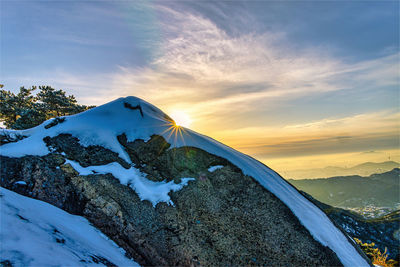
(215, 110, 400, 158)
(105, 4, 398, 124)
(116, 5, 341, 91)
(9, 2, 396, 117)
(251, 134, 399, 158)
(283, 111, 400, 131)
(360, 151, 382, 154)
(4, 2, 397, 160)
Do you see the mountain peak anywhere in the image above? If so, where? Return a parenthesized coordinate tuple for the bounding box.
(88, 96, 173, 123)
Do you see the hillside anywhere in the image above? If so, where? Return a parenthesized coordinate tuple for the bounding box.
(289, 169, 400, 217)
(301, 191, 399, 261)
(0, 96, 368, 266)
(282, 161, 400, 179)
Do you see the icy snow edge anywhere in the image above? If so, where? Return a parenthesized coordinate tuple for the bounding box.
(208, 165, 224, 172)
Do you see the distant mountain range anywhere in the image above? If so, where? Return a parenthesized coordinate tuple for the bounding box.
(289, 168, 400, 213)
(282, 161, 399, 179)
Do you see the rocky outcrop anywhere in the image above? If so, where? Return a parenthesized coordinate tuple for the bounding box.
(1, 134, 344, 266)
(0, 131, 26, 146)
(44, 134, 130, 168)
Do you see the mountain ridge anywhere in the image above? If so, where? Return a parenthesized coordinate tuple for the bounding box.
(289, 168, 400, 213)
(281, 161, 400, 179)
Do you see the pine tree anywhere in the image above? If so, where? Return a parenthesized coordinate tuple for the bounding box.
(0, 86, 38, 129)
(0, 85, 94, 129)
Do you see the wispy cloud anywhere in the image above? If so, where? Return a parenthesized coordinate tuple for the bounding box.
(284, 110, 400, 132)
(106, 4, 398, 123)
(5, 2, 397, 161)
(11, 2, 396, 114)
(216, 111, 400, 158)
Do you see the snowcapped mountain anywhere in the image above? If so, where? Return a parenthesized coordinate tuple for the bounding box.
(0, 96, 369, 266)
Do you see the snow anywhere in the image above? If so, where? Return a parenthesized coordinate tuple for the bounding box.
(0, 97, 171, 162)
(208, 165, 224, 172)
(0, 187, 138, 267)
(66, 159, 195, 207)
(0, 96, 368, 266)
(0, 129, 24, 139)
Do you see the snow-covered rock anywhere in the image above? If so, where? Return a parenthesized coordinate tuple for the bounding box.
(0, 96, 369, 266)
(0, 187, 138, 266)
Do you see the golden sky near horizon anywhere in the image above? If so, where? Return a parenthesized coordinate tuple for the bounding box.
(162, 106, 399, 173)
(2, 1, 399, 174)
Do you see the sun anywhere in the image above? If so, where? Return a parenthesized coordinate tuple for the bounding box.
(170, 110, 192, 128)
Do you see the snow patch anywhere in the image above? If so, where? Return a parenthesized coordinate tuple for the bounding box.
(66, 160, 195, 207)
(0, 187, 138, 266)
(208, 165, 224, 172)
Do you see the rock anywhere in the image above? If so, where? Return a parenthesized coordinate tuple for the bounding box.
(0, 134, 343, 266)
(119, 134, 231, 183)
(44, 117, 66, 129)
(0, 154, 87, 214)
(43, 134, 130, 169)
(0, 131, 27, 146)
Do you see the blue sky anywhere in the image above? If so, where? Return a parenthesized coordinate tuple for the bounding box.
(1, 0, 399, 170)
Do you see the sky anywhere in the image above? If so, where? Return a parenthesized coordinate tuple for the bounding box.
(1, 0, 399, 175)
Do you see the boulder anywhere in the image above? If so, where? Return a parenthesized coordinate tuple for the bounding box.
(0, 134, 342, 266)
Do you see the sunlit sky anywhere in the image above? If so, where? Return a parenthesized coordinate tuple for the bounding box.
(1, 1, 399, 173)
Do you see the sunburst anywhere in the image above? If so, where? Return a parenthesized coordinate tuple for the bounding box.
(169, 110, 192, 128)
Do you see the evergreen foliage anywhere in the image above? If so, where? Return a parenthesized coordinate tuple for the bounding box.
(0, 86, 95, 129)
